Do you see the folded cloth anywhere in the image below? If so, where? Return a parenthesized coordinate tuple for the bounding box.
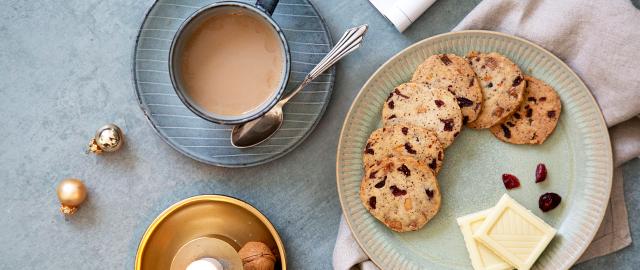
(453, 0, 640, 126)
(333, 0, 640, 269)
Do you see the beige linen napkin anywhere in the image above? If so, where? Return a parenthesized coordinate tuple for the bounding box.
(334, 0, 640, 269)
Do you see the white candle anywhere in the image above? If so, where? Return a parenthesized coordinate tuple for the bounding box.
(185, 258, 223, 270)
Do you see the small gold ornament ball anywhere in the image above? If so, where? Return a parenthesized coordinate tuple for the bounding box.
(56, 178, 87, 215)
(89, 124, 124, 153)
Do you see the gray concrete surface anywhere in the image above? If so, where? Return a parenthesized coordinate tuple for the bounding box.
(0, 0, 637, 269)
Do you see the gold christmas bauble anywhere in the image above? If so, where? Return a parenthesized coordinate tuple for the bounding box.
(56, 178, 87, 215)
(89, 124, 124, 153)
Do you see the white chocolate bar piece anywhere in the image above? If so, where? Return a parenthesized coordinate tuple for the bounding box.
(474, 194, 556, 270)
(457, 209, 513, 270)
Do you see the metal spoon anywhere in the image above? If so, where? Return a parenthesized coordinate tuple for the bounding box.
(231, 24, 368, 148)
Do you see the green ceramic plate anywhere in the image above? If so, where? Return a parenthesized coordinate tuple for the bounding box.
(336, 31, 612, 269)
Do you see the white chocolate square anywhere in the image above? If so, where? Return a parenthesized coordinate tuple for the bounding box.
(457, 209, 513, 270)
(474, 194, 556, 270)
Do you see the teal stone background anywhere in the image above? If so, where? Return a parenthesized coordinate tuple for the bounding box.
(0, 0, 637, 269)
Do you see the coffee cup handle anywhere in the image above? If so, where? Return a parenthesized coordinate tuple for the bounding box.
(256, 0, 279, 15)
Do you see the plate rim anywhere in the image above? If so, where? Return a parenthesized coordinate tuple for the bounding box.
(131, 0, 335, 168)
(335, 30, 613, 269)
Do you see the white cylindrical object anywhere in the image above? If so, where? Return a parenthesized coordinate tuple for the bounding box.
(369, 0, 437, 32)
(185, 258, 224, 270)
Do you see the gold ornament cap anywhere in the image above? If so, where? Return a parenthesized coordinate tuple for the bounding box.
(56, 178, 87, 215)
(89, 124, 124, 153)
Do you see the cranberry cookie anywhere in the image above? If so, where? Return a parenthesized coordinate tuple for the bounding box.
(382, 83, 463, 148)
(411, 54, 483, 124)
(466, 51, 526, 129)
(360, 156, 442, 232)
(490, 76, 562, 144)
(363, 124, 444, 174)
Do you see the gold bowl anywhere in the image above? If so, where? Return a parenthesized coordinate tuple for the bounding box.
(135, 195, 286, 269)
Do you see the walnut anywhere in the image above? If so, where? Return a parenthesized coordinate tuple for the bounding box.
(238, 242, 276, 270)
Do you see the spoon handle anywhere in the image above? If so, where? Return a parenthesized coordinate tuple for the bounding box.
(280, 24, 368, 104)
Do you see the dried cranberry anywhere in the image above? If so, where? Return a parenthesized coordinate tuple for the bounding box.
(369, 170, 378, 179)
(434, 100, 445, 107)
(440, 54, 452, 65)
(502, 174, 521, 189)
(456, 97, 474, 107)
(539, 97, 547, 102)
(526, 108, 533, 118)
(500, 124, 511, 138)
(401, 127, 409, 135)
(428, 159, 437, 170)
(369, 196, 377, 209)
(487, 82, 493, 88)
(364, 143, 374, 155)
(394, 89, 409, 99)
(388, 100, 394, 109)
(462, 116, 469, 125)
(527, 97, 537, 102)
(390, 185, 407, 197)
(397, 164, 411, 176)
(388, 114, 397, 120)
(535, 163, 547, 183)
(425, 189, 434, 199)
(513, 76, 523, 87)
(547, 111, 556, 118)
(440, 119, 454, 131)
(539, 193, 561, 212)
(404, 143, 417, 154)
(513, 112, 521, 119)
(374, 177, 386, 188)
